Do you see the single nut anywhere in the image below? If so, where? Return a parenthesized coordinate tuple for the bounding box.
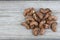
(26, 16, 35, 23)
(39, 8, 45, 13)
(24, 8, 36, 16)
(27, 9, 36, 16)
(44, 13, 50, 19)
(39, 25, 44, 29)
(45, 8, 52, 13)
(30, 22, 38, 26)
(39, 20, 46, 28)
(46, 20, 55, 25)
(33, 13, 40, 22)
(39, 28, 45, 35)
(24, 8, 31, 16)
(51, 22, 57, 32)
(48, 15, 57, 21)
(30, 21, 38, 29)
(37, 13, 43, 19)
(52, 16, 57, 21)
(32, 28, 39, 36)
(21, 22, 30, 29)
(44, 24, 50, 29)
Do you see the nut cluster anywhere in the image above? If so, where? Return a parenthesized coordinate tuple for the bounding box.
(21, 8, 57, 36)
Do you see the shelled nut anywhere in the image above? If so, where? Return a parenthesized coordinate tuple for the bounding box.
(21, 8, 57, 36)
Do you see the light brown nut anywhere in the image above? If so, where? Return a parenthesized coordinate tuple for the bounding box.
(32, 28, 39, 36)
(48, 15, 57, 21)
(39, 20, 46, 28)
(52, 16, 57, 21)
(46, 20, 55, 25)
(39, 28, 45, 35)
(51, 22, 57, 32)
(37, 13, 43, 19)
(30, 21, 38, 29)
(30, 22, 38, 26)
(24, 8, 31, 16)
(45, 8, 52, 13)
(27, 9, 36, 16)
(26, 16, 35, 23)
(44, 24, 50, 29)
(21, 22, 30, 29)
(39, 8, 45, 13)
(24, 8, 36, 16)
(44, 13, 50, 19)
(33, 13, 40, 22)
(39, 20, 46, 25)
(39, 24, 44, 28)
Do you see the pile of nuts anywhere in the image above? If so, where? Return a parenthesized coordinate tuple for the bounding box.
(21, 8, 57, 36)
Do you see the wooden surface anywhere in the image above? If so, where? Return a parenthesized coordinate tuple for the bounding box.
(0, 1, 60, 39)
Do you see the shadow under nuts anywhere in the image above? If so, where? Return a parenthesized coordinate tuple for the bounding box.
(21, 8, 57, 36)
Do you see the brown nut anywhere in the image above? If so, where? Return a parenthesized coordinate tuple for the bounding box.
(44, 13, 50, 19)
(39, 20, 46, 28)
(26, 16, 35, 23)
(39, 8, 45, 13)
(32, 28, 39, 36)
(46, 20, 55, 25)
(30, 22, 38, 26)
(24, 8, 31, 16)
(37, 13, 43, 19)
(27, 8, 36, 16)
(21, 22, 30, 29)
(48, 15, 57, 21)
(33, 13, 40, 22)
(51, 22, 57, 32)
(45, 8, 52, 13)
(30, 21, 38, 29)
(39, 23, 44, 28)
(39, 28, 45, 35)
(24, 8, 36, 16)
(44, 24, 50, 29)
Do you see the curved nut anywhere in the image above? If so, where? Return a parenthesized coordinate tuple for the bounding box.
(32, 28, 39, 36)
(51, 22, 57, 32)
(39, 8, 45, 13)
(26, 16, 35, 22)
(21, 22, 30, 29)
(24, 8, 36, 16)
(37, 13, 43, 19)
(44, 13, 50, 19)
(30, 21, 38, 26)
(45, 8, 52, 13)
(46, 20, 55, 25)
(39, 20, 46, 28)
(24, 8, 31, 16)
(48, 15, 57, 21)
(33, 13, 40, 22)
(39, 28, 45, 35)
(44, 24, 49, 29)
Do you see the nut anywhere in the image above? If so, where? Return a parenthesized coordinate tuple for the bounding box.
(33, 13, 40, 22)
(39, 8, 45, 13)
(24, 8, 31, 16)
(45, 8, 52, 13)
(32, 28, 39, 36)
(22, 8, 57, 36)
(21, 22, 30, 29)
(44, 24, 50, 29)
(39, 28, 45, 35)
(51, 22, 57, 32)
(37, 13, 43, 19)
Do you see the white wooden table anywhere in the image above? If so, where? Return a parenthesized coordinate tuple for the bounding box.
(0, 1, 60, 39)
